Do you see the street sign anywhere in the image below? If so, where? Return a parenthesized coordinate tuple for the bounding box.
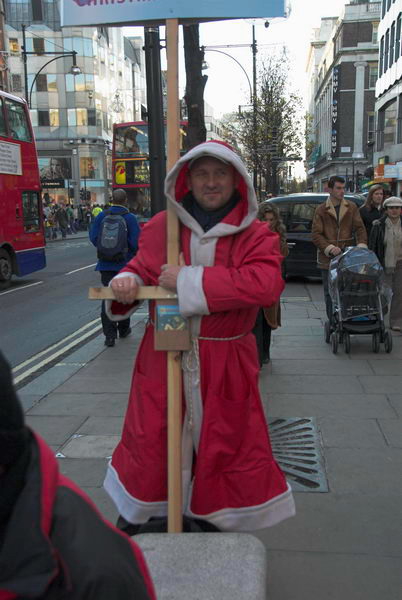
(62, 0, 285, 27)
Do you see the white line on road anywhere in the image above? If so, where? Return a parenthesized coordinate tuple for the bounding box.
(0, 281, 43, 296)
(12, 318, 101, 374)
(65, 264, 96, 275)
(13, 322, 102, 385)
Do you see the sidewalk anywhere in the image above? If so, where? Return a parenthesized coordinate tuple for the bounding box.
(45, 230, 89, 243)
(19, 290, 402, 599)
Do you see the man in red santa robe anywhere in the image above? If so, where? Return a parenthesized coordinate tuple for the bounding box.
(103, 140, 295, 532)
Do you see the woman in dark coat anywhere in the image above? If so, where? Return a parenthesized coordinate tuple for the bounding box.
(360, 184, 384, 237)
(369, 196, 402, 331)
(253, 202, 288, 365)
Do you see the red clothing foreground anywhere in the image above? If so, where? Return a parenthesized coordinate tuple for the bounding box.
(104, 141, 295, 531)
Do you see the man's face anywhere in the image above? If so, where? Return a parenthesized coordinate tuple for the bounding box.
(186, 157, 237, 211)
(329, 181, 345, 202)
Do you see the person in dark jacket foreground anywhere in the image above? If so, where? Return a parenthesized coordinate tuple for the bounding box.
(0, 351, 156, 600)
(359, 184, 384, 237)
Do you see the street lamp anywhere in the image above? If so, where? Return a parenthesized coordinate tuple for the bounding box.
(21, 24, 82, 108)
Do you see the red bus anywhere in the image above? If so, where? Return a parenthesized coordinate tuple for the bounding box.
(112, 120, 188, 218)
(0, 91, 45, 285)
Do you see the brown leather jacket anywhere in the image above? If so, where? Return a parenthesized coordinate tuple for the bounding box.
(312, 197, 367, 270)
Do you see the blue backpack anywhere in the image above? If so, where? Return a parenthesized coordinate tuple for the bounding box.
(97, 209, 129, 262)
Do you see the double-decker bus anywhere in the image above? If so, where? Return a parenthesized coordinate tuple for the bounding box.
(0, 91, 45, 286)
(112, 120, 188, 218)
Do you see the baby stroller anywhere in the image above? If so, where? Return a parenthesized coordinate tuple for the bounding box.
(324, 247, 393, 354)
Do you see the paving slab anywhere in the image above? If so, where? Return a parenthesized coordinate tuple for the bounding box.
(261, 374, 365, 394)
(263, 393, 397, 419)
(27, 393, 129, 416)
(318, 417, 387, 448)
(271, 359, 373, 375)
(60, 434, 120, 458)
(80, 486, 118, 523)
(58, 457, 109, 487)
(75, 416, 124, 435)
(274, 325, 323, 336)
(18, 394, 44, 411)
(268, 347, 349, 359)
(272, 335, 333, 347)
(265, 550, 402, 600)
(53, 374, 131, 394)
(359, 376, 402, 394)
(25, 415, 87, 445)
(325, 447, 402, 494)
(387, 394, 402, 418)
(367, 359, 402, 375)
(377, 419, 402, 447)
(256, 492, 402, 556)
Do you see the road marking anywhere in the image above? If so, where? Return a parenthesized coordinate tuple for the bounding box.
(12, 318, 101, 374)
(65, 264, 96, 275)
(13, 322, 102, 385)
(0, 281, 43, 296)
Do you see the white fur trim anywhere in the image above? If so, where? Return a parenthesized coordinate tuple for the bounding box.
(324, 244, 336, 257)
(104, 462, 167, 524)
(186, 482, 296, 532)
(105, 273, 144, 321)
(177, 266, 209, 317)
(357, 243, 368, 248)
(164, 141, 257, 237)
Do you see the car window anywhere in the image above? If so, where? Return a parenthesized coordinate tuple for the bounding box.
(288, 203, 316, 233)
(271, 202, 292, 228)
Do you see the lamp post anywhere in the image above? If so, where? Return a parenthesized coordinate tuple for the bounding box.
(21, 24, 81, 108)
(202, 26, 258, 189)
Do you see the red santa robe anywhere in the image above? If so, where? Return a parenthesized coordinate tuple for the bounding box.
(104, 141, 295, 531)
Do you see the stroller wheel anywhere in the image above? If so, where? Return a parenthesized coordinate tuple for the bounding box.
(343, 332, 351, 354)
(331, 332, 338, 354)
(384, 331, 393, 353)
(372, 332, 380, 353)
(324, 321, 331, 344)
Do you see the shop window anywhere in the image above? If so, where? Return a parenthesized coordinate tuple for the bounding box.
(80, 156, 103, 179)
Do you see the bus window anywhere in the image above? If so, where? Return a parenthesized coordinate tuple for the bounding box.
(5, 99, 32, 142)
(0, 98, 6, 137)
(22, 191, 41, 232)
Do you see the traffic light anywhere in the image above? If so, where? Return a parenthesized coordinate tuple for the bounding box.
(85, 191, 91, 201)
(80, 188, 85, 202)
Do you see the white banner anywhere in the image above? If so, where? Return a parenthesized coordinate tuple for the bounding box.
(62, 0, 286, 27)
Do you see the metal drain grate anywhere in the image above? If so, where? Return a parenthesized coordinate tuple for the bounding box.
(269, 417, 328, 492)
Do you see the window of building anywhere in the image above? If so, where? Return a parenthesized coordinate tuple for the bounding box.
(77, 108, 87, 126)
(390, 22, 395, 67)
(87, 108, 96, 126)
(387, 0, 392, 10)
(368, 113, 375, 144)
(369, 64, 378, 88)
(67, 108, 76, 126)
(9, 38, 19, 53)
(384, 29, 390, 72)
(49, 109, 59, 127)
(36, 74, 47, 92)
(396, 14, 402, 62)
(74, 74, 85, 92)
(382, 0, 387, 18)
(11, 74, 22, 93)
(80, 156, 103, 179)
(372, 23, 379, 44)
(32, 0, 43, 21)
(380, 36, 384, 76)
(5, 99, 31, 141)
(47, 74, 57, 92)
(383, 99, 397, 146)
(33, 38, 45, 55)
(66, 73, 94, 92)
(63, 37, 94, 57)
(38, 110, 50, 127)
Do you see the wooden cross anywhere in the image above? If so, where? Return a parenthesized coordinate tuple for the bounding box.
(89, 19, 184, 533)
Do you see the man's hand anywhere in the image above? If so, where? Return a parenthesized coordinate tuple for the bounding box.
(330, 246, 342, 257)
(158, 253, 185, 292)
(111, 276, 139, 304)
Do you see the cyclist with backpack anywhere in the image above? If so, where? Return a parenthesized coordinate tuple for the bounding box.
(90, 188, 140, 347)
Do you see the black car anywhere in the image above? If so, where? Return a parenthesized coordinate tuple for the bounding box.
(262, 193, 365, 279)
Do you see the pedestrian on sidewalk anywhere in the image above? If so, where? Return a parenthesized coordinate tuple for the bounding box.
(55, 203, 69, 239)
(0, 351, 156, 600)
(253, 202, 288, 366)
(359, 184, 384, 238)
(104, 140, 295, 534)
(312, 175, 367, 326)
(89, 188, 140, 347)
(369, 196, 402, 332)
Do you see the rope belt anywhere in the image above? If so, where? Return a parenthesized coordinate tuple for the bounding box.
(182, 332, 249, 431)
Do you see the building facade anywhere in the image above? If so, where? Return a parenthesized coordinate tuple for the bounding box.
(374, 0, 402, 193)
(306, 0, 380, 192)
(4, 0, 145, 206)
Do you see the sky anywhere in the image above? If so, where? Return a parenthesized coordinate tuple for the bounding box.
(125, 0, 350, 117)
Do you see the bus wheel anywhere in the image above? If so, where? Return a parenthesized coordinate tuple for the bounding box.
(0, 249, 12, 283)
